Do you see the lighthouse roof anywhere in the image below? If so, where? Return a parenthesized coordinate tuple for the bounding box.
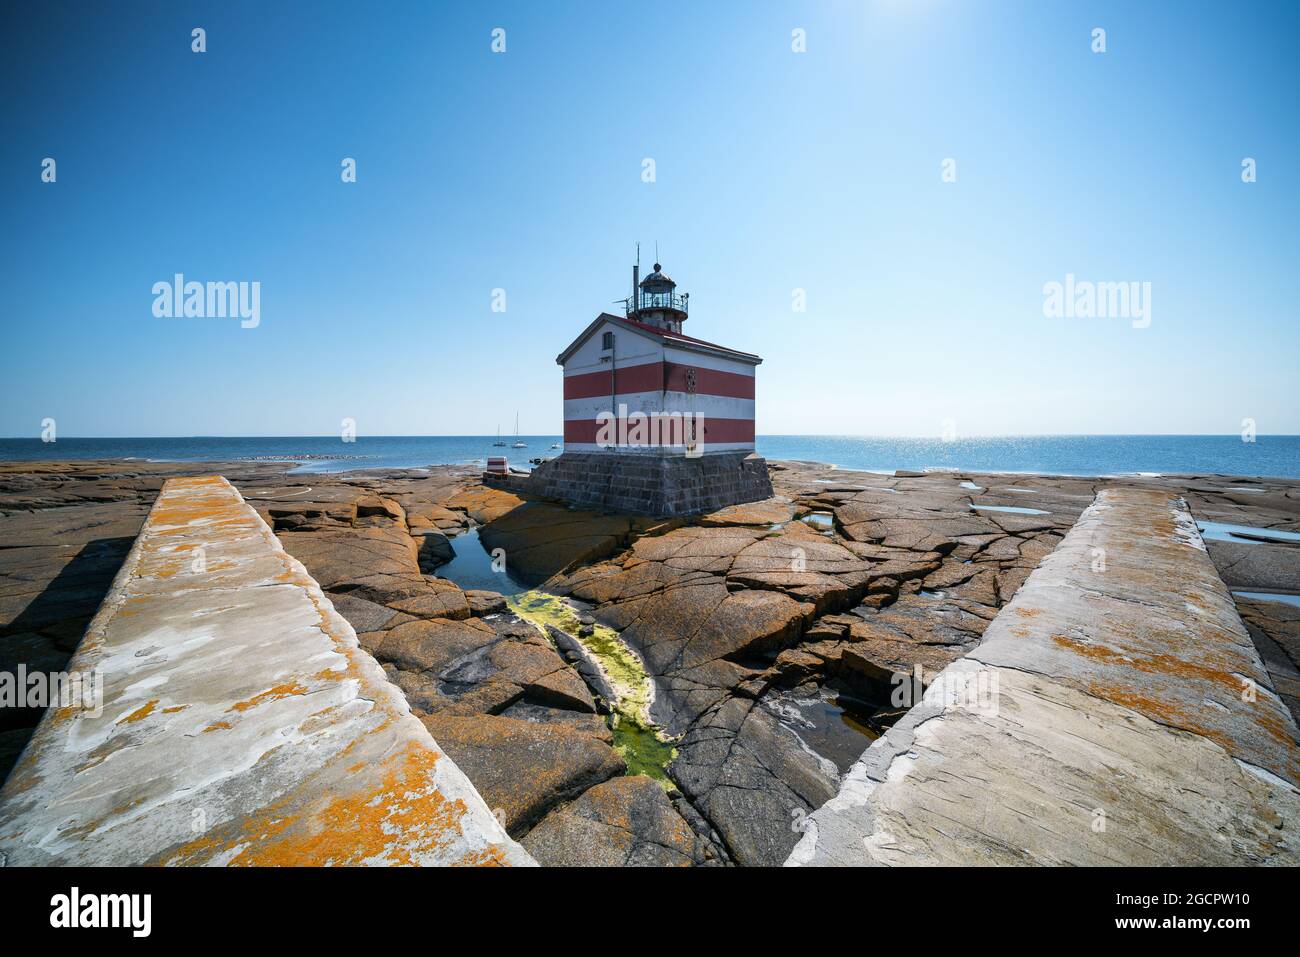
(639, 264, 674, 286)
(556, 313, 762, 366)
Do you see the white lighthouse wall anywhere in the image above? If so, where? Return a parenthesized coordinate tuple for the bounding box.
(561, 319, 662, 377)
(660, 345, 758, 377)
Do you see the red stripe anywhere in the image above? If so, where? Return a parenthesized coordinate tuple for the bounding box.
(663, 362, 754, 399)
(563, 361, 754, 400)
(564, 361, 662, 399)
(563, 417, 755, 444)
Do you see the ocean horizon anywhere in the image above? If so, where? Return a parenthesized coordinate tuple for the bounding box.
(3, 434, 1298, 479)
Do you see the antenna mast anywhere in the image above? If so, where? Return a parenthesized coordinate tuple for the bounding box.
(631, 242, 641, 314)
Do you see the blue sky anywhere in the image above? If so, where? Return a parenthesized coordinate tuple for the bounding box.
(2, 0, 1296, 438)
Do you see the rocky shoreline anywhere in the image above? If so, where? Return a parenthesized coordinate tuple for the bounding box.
(2, 458, 1297, 866)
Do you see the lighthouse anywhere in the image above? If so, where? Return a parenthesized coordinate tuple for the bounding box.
(490, 259, 774, 516)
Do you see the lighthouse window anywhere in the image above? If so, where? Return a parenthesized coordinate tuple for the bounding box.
(602, 331, 615, 350)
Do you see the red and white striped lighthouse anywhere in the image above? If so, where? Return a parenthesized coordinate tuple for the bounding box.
(555, 262, 761, 455)
(490, 258, 773, 516)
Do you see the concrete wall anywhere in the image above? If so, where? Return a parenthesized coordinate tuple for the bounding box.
(788, 488, 1300, 866)
(0, 476, 534, 866)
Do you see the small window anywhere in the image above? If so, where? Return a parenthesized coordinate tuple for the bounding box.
(602, 331, 615, 350)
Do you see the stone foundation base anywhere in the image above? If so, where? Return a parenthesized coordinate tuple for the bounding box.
(484, 451, 774, 517)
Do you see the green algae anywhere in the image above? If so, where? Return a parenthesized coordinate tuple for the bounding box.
(508, 590, 679, 785)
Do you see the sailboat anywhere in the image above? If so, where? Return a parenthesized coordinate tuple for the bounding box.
(511, 413, 527, 448)
(492, 426, 506, 447)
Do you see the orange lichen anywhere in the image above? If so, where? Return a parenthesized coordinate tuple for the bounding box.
(118, 699, 158, 724)
(454, 845, 509, 867)
(1092, 683, 1238, 754)
(228, 682, 309, 713)
(164, 742, 485, 867)
(1055, 623, 1298, 774)
(203, 721, 232, 732)
(1052, 633, 1246, 692)
(1251, 704, 1300, 757)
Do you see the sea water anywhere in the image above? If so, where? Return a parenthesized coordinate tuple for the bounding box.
(2, 434, 1299, 478)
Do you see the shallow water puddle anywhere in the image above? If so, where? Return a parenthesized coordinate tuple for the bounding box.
(1197, 521, 1300, 545)
(762, 684, 885, 774)
(1232, 591, 1300, 608)
(970, 504, 1050, 515)
(802, 511, 834, 529)
(433, 526, 534, 593)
